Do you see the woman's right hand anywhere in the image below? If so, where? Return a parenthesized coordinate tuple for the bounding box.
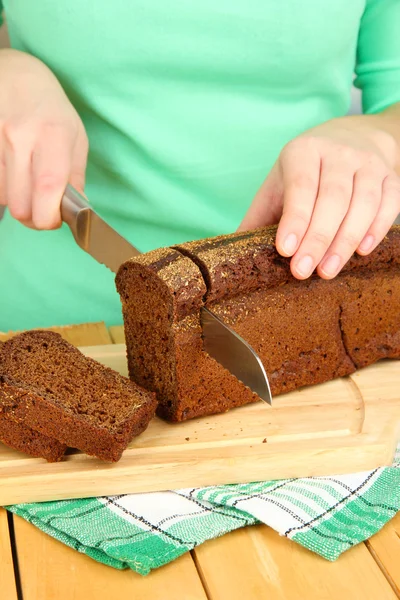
(0, 49, 88, 229)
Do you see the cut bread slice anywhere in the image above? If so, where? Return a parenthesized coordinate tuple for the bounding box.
(0, 331, 157, 462)
(0, 400, 66, 462)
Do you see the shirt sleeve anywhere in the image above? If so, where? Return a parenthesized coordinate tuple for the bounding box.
(354, 0, 400, 114)
(0, 2, 4, 28)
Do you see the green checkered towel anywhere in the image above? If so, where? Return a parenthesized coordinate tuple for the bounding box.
(6, 444, 400, 575)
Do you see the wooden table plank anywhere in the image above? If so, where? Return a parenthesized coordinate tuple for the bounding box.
(193, 525, 399, 600)
(0, 321, 111, 346)
(0, 509, 18, 600)
(366, 512, 400, 596)
(14, 516, 207, 600)
(109, 325, 125, 344)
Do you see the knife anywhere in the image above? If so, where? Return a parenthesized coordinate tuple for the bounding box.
(61, 184, 272, 404)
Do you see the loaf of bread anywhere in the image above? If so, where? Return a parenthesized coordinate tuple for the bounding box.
(116, 225, 400, 422)
(0, 331, 157, 461)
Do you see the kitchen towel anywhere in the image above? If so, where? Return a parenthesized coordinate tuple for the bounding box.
(7, 443, 400, 575)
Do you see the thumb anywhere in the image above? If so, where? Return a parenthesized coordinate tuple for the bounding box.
(237, 162, 283, 232)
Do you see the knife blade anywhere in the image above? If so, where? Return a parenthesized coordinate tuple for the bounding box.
(61, 184, 272, 404)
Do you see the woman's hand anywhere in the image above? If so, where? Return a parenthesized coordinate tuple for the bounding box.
(0, 49, 88, 229)
(239, 113, 400, 279)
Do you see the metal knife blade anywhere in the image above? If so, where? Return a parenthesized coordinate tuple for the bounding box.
(61, 184, 272, 404)
(200, 308, 272, 404)
(61, 185, 141, 272)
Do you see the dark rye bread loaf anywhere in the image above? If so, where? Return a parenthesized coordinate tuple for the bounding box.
(0, 331, 157, 461)
(116, 225, 400, 422)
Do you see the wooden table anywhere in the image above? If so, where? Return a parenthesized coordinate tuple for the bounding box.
(1, 322, 399, 600)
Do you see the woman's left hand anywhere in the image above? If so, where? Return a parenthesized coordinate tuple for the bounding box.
(239, 115, 400, 280)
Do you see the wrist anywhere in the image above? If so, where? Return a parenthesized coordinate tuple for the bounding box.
(372, 105, 400, 174)
(349, 109, 400, 174)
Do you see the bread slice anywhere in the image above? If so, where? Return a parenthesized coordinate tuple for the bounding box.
(116, 225, 400, 422)
(0, 405, 66, 462)
(0, 331, 157, 461)
(0, 341, 67, 462)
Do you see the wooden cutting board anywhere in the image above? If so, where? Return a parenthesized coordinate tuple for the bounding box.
(0, 343, 399, 505)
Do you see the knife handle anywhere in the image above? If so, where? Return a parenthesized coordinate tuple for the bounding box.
(61, 185, 90, 241)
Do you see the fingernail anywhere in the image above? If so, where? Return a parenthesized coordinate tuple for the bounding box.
(296, 255, 314, 278)
(320, 254, 341, 277)
(358, 234, 374, 253)
(283, 233, 298, 256)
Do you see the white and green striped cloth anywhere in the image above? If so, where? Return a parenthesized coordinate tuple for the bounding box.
(6, 444, 400, 575)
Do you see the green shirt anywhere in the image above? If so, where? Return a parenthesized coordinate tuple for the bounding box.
(0, 0, 400, 330)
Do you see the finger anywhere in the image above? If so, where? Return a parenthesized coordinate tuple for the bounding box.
(17, 219, 37, 229)
(31, 126, 73, 230)
(69, 126, 89, 193)
(275, 138, 320, 258)
(357, 174, 400, 255)
(4, 126, 33, 221)
(238, 163, 283, 231)
(317, 166, 385, 278)
(290, 155, 354, 279)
